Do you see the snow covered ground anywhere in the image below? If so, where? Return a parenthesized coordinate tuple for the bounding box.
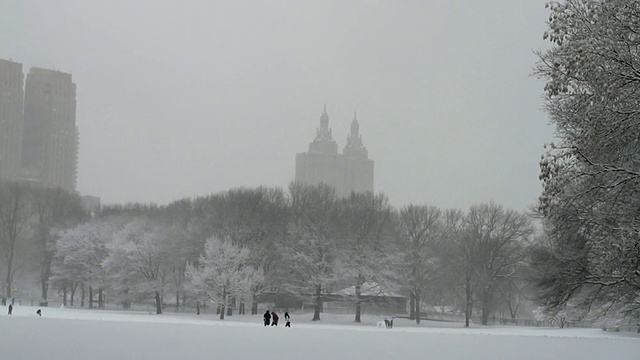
(1, 305, 639, 360)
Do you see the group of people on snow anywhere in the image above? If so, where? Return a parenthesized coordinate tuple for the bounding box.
(6, 304, 42, 317)
(263, 310, 291, 327)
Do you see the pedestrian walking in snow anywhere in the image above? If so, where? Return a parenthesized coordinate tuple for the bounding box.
(263, 310, 271, 326)
(36, 309, 42, 316)
(8, 303, 13, 315)
(284, 312, 291, 328)
(271, 311, 279, 326)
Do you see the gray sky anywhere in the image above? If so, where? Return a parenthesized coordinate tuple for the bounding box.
(0, 0, 554, 211)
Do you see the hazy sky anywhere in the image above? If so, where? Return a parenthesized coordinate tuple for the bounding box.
(0, 0, 554, 211)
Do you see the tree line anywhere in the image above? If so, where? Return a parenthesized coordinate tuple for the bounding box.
(1, 181, 541, 326)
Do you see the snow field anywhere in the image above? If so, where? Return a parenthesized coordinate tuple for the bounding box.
(1, 306, 639, 360)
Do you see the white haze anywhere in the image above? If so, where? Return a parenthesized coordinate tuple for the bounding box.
(0, 0, 554, 210)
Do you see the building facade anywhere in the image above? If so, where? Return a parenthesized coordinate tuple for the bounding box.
(295, 107, 374, 197)
(22, 67, 78, 192)
(0, 59, 25, 182)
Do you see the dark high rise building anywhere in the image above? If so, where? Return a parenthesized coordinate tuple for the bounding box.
(22, 67, 78, 192)
(295, 106, 374, 197)
(0, 59, 25, 182)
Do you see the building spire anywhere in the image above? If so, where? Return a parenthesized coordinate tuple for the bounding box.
(319, 105, 330, 136)
(308, 105, 338, 155)
(343, 111, 367, 159)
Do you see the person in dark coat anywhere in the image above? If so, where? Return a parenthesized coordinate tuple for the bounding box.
(8, 303, 13, 315)
(36, 309, 42, 316)
(271, 311, 279, 326)
(284, 312, 291, 328)
(263, 310, 271, 326)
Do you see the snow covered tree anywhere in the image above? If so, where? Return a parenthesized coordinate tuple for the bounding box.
(103, 218, 172, 314)
(51, 220, 112, 307)
(535, 0, 640, 318)
(394, 204, 443, 324)
(285, 182, 339, 321)
(185, 236, 263, 320)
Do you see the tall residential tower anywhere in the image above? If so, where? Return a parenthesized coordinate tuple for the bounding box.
(22, 67, 78, 192)
(0, 59, 25, 181)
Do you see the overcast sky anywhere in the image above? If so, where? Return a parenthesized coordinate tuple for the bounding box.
(0, 0, 554, 211)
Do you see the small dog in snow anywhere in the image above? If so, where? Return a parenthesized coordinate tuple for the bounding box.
(377, 317, 395, 329)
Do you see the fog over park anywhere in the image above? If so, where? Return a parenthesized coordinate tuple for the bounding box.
(2, 2, 640, 359)
(0, 0, 553, 209)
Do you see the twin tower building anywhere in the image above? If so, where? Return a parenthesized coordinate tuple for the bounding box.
(0, 58, 78, 193)
(295, 106, 374, 197)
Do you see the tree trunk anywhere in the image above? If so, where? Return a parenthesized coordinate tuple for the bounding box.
(481, 287, 491, 325)
(415, 291, 421, 325)
(63, 286, 68, 306)
(41, 271, 49, 301)
(227, 296, 234, 316)
(80, 285, 85, 307)
(70, 283, 77, 306)
(5, 252, 14, 298)
(39, 236, 53, 302)
(196, 301, 200, 315)
(355, 283, 362, 323)
(89, 286, 93, 309)
(251, 294, 258, 315)
(239, 302, 245, 315)
(176, 292, 180, 310)
(98, 288, 104, 309)
(155, 291, 163, 314)
(312, 284, 322, 321)
(506, 293, 519, 319)
(464, 276, 472, 328)
(409, 292, 415, 320)
(220, 289, 226, 320)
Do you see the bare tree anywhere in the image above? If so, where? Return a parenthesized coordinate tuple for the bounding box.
(395, 204, 443, 324)
(285, 182, 339, 321)
(0, 182, 32, 298)
(335, 192, 393, 323)
(32, 186, 86, 300)
(463, 203, 532, 325)
(443, 204, 532, 326)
